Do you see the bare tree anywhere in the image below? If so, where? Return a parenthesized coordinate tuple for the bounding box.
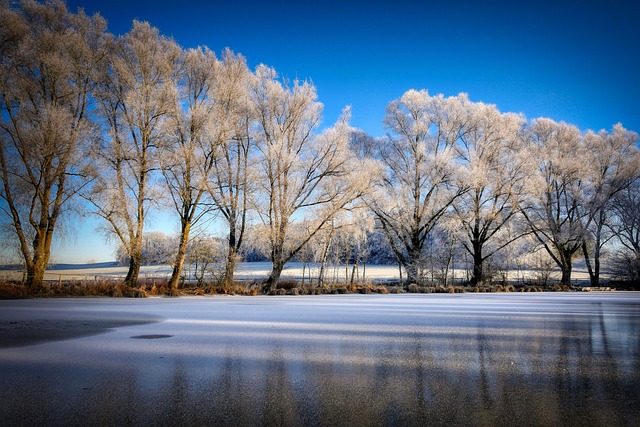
(580, 124, 639, 286)
(454, 103, 529, 284)
(308, 207, 374, 286)
(83, 21, 180, 287)
(183, 234, 225, 286)
(344, 209, 374, 285)
(252, 65, 369, 289)
(366, 90, 469, 284)
(0, 0, 108, 288)
(114, 231, 176, 266)
(204, 50, 255, 289)
(159, 46, 221, 291)
(608, 178, 640, 283)
(521, 119, 587, 286)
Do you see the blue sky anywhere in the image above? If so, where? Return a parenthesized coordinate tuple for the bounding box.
(49, 0, 640, 263)
(66, 0, 640, 135)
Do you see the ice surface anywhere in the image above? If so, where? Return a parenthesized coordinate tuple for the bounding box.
(0, 293, 638, 425)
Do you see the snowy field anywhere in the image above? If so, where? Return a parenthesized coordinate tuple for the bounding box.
(0, 262, 405, 282)
(1, 293, 638, 425)
(0, 261, 594, 283)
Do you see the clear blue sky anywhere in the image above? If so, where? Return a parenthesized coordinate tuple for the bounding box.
(50, 0, 640, 263)
(67, 0, 640, 135)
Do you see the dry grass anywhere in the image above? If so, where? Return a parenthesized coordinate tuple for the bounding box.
(176, 282, 260, 296)
(0, 277, 623, 299)
(0, 278, 153, 298)
(275, 279, 298, 290)
(0, 281, 33, 299)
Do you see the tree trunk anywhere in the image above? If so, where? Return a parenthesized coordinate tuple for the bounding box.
(25, 258, 46, 290)
(302, 262, 306, 286)
(222, 224, 239, 290)
(124, 255, 141, 287)
(265, 259, 285, 291)
(318, 258, 327, 286)
(350, 262, 357, 287)
(560, 263, 572, 287)
(222, 250, 237, 290)
(443, 259, 449, 287)
(318, 232, 333, 286)
(582, 241, 600, 287)
(405, 261, 419, 285)
(553, 245, 575, 287)
(472, 252, 484, 285)
(468, 235, 486, 285)
(25, 231, 51, 290)
(345, 257, 349, 286)
(168, 221, 191, 292)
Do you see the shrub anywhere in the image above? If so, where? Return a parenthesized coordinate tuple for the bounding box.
(0, 281, 32, 299)
(407, 283, 419, 293)
(111, 283, 126, 297)
(276, 279, 298, 290)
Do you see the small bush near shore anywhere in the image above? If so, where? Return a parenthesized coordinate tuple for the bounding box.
(276, 279, 298, 290)
(0, 281, 31, 299)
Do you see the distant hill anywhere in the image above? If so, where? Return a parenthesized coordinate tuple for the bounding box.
(46, 262, 120, 270)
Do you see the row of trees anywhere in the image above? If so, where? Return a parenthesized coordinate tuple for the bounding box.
(366, 90, 639, 286)
(2, 1, 639, 291)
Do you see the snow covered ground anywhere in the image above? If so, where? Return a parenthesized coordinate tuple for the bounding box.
(0, 261, 594, 283)
(0, 261, 401, 282)
(1, 293, 638, 425)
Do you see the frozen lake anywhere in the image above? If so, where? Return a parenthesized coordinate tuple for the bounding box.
(1, 293, 638, 426)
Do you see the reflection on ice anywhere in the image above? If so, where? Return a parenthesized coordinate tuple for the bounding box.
(0, 294, 638, 426)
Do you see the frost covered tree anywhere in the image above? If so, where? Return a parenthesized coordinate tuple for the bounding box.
(159, 46, 223, 291)
(83, 21, 180, 287)
(367, 90, 469, 285)
(521, 119, 588, 286)
(579, 125, 639, 286)
(454, 103, 529, 284)
(114, 231, 176, 266)
(251, 66, 370, 289)
(204, 50, 255, 289)
(333, 208, 375, 285)
(183, 234, 225, 286)
(0, 0, 109, 288)
(310, 207, 374, 285)
(607, 171, 640, 283)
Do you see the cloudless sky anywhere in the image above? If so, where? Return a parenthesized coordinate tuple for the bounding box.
(48, 0, 640, 263)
